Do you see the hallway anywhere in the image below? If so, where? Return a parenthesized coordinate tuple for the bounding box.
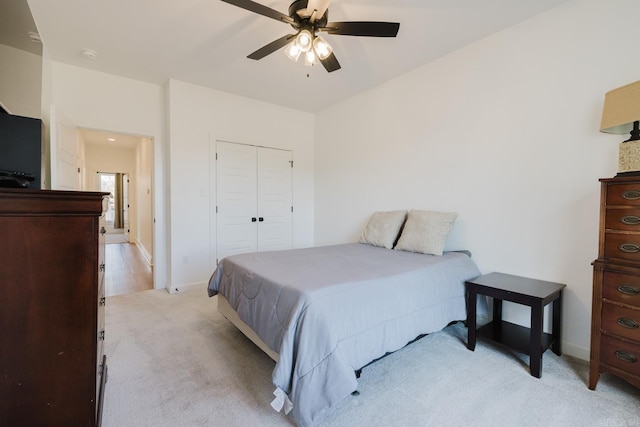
(105, 243, 153, 297)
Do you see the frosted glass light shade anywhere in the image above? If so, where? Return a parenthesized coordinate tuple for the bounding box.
(284, 42, 301, 62)
(304, 50, 317, 66)
(295, 30, 313, 52)
(313, 36, 332, 60)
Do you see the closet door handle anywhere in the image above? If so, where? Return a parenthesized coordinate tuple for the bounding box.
(259, 217, 264, 222)
(251, 217, 257, 222)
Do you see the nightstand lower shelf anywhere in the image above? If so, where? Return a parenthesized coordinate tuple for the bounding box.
(478, 320, 554, 356)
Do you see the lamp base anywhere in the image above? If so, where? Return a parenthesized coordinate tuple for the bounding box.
(618, 139, 640, 174)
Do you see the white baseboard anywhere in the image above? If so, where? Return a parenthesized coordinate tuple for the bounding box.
(135, 241, 153, 266)
(169, 281, 207, 294)
(561, 341, 589, 361)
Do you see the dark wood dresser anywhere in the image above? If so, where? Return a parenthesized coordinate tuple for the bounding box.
(0, 189, 109, 426)
(590, 176, 640, 389)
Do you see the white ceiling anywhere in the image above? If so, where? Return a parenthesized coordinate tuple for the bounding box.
(80, 128, 142, 150)
(24, 0, 571, 113)
(0, 0, 41, 55)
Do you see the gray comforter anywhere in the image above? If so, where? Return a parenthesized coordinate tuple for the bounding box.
(208, 243, 481, 426)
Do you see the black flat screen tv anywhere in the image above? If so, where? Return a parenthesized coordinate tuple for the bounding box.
(0, 112, 43, 189)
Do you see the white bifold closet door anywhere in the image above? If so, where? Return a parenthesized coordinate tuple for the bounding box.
(216, 141, 293, 263)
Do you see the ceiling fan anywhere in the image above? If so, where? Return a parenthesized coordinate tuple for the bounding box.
(221, 0, 400, 73)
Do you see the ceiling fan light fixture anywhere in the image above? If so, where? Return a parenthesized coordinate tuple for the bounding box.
(284, 42, 302, 62)
(304, 50, 317, 67)
(295, 30, 313, 52)
(222, 0, 399, 73)
(313, 36, 332, 60)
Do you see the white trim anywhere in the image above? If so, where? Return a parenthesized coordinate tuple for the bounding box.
(0, 101, 12, 114)
(561, 341, 589, 362)
(169, 281, 207, 294)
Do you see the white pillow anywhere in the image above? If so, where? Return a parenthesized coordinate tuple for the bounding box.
(394, 209, 457, 256)
(359, 210, 407, 249)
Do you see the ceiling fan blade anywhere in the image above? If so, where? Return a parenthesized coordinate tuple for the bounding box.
(247, 34, 296, 60)
(221, 0, 294, 24)
(297, 0, 331, 20)
(320, 51, 341, 73)
(322, 21, 400, 37)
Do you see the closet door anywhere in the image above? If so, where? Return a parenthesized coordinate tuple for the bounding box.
(216, 141, 293, 263)
(216, 142, 259, 260)
(257, 147, 293, 252)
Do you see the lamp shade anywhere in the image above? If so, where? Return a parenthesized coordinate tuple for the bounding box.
(600, 80, 640, 135)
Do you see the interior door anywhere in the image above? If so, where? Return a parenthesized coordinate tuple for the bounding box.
(122, 173, 130, 242)
(49, 106, 79, 190)
(216, 141, 259, 261)
(257, 147, 293, 252)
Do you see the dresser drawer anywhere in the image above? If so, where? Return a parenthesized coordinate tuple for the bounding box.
(603, 232, 640, 261)
(601, 334, 640, 377)
(603, 270, 640, 306)
(605, 208, 640, 232)
(607, 183, 640, 206)
(602, 302, 640, 341)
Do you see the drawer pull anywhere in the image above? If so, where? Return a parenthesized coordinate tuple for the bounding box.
(623, 190, 640, 200)
(616, 317, 639, 329)
(619, 243, 640, 253)
(618, 285, 640, 296)
(615, 350, 638, 363)
(621, 215, 640, 225)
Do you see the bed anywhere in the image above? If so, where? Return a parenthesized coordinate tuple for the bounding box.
(208, 222, 481, 426)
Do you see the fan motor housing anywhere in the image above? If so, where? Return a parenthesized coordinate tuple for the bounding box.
(288, 0, 328, 30)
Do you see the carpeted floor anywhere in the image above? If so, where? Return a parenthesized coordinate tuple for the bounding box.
(103, 287, 640, 427)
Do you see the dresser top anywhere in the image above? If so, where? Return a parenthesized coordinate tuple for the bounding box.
(0, 189, 109, 216)
(600, 175, 640, 183)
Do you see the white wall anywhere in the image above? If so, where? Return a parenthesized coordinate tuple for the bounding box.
(167, 79, 315, 292)
(314, 0, 640, 360)
(48, 62, 168, 289)
(0, 43, 41, 118)
(136, 138, 154, 265)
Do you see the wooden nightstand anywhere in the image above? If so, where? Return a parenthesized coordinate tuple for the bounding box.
(466, 272, 566, 378)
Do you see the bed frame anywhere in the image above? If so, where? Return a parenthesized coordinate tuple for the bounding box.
(218, 293, 445, 383)
(217, 295, 279, 362)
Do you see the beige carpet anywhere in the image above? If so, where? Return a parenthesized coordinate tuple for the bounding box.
(103, 287, 640, 427)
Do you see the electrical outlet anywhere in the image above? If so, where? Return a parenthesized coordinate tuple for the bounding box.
(183, 255, 189, 264)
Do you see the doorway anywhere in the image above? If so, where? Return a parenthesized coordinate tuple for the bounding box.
(98, 172, 130, 243)
(79, 128, 155, 296)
